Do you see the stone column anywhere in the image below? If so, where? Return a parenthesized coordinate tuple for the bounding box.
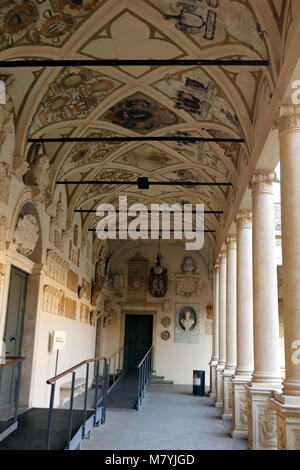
(215, 251, 226, 408)
(272, 105, 300, 450)
(210, 262, 219, 400)
(222, 235, 237, 419)
(231, 212, 253, 438)
(247, 172, 282, 450)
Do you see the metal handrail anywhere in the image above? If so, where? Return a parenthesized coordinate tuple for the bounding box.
(47, 356, 107, 384)
(45, 347, 127, 450)
(0, 356, 26, 438)
(0, 356, 26, 368)
(46, 355, 109, 450)
(136, 346, 153, 411)
(137, 346, 153, 368)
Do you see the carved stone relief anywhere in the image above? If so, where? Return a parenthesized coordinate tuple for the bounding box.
(0, 215, 8, 251)
(42, 285, 65, 316)
(127, 252, 149, 302)
(80, 303, 90, 324)
(65, 297, 77, 320)
(0, 162, 12, 204)
(258, 406, 277, 447)
(67, 269, 79, 293)
(45, 249, 69, 285)
(175, 274, 201, 298)
(24, 144, 51, 203)
(112, 273, 127, 297)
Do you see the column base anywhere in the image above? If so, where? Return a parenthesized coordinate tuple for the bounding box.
(246, 383, 282, 450)
(215, 365, 225, 408)
(231, 375, 251, 438)
(221, 369, 235, 420)
(272, 393, 300, 450)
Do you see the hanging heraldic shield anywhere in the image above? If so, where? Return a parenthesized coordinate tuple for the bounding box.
(149, 267, 168, 298)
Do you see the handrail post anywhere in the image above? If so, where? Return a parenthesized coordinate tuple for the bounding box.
(14, 361, 23, 423)
(93, 360, 100, 426)
(66, 371, 76, 450)
(101, 359, 108, 424)
(82, 362, 90, 439)
(136, 367, 141, 410)
(46, 383, 56, 450)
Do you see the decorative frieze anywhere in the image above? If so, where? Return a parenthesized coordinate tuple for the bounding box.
(45, 249, 69, 285)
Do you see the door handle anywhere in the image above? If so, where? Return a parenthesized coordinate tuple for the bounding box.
(9, 336, 17, 342)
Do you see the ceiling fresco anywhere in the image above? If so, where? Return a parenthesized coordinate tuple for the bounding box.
(58, 128, 126, 179)
(0, 0, 293, 254)
(101, 92, 184, 134)
(113, 144, 180, 172)
(154, 68, 243, 135)
(0, 0, 107, 50)
(147, 0, 268, 58)
(29, 67, 123, 136)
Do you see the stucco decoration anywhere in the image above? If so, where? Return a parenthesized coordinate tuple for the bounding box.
(14, 213, 39, 256)
(175, 273, 201, 298)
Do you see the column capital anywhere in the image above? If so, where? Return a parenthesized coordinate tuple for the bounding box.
(250, 172, 278, 196)
(226, 234, 237, 250)
(276, 103, 300, 134)
(219, 250, 227, 264)
(236, 211, 252, 229)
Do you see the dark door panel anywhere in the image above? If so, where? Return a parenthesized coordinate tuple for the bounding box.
(124, 315, 153, 369)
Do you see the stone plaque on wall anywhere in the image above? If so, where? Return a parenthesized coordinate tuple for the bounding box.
(127, 252, 149, 302)
(174, 303, 200, 344)
(80, 303, 89, 324)
(67, 269, 79, 293)
(65, 297, 77, 320)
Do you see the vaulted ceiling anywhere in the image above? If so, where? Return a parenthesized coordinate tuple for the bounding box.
(0, 0, 294, 260)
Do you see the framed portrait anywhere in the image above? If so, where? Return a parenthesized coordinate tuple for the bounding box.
(175, 304, 200, 344)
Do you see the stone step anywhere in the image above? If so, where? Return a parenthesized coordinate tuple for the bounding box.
(150, 379, 174, 385)
(150, 375, 165, 380)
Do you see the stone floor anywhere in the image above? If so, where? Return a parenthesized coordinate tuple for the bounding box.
(81, 384, 248, 450)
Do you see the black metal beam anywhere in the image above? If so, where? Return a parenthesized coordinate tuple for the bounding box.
(28, 136, 244, 143)
(0, 59, 269, 68)
(56, 180, 232, 187)
(75, 209, 223, 214)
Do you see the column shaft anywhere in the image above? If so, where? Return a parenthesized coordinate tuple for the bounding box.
(273, 105, 300, 450)
(231, 212, 253, 438)
(247, 172, 282, 450)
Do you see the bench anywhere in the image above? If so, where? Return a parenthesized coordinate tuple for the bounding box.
(59, 378, 86, 407)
